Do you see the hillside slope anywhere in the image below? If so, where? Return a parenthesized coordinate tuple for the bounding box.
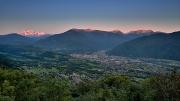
(108, 31, 180, 60)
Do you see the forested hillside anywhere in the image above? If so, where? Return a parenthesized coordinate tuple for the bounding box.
(0, 67, 179, 101)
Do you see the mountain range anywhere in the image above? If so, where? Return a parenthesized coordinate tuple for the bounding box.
(0, 29, 180, 60)
(36, 29, 148, 52)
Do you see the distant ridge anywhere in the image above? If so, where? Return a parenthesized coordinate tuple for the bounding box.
(63, 28, 159, 35)
(0, 33, 33, 45)
(128, 30, 154, 34)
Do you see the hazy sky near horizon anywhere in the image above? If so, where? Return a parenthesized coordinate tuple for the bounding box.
(0, 0, 180, 34)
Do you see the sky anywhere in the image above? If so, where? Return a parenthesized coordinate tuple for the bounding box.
(0, 0, 180, 34)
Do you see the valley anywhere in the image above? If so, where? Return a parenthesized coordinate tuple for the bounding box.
(0, 30, 180, 81)
(1, 46, 179, 81)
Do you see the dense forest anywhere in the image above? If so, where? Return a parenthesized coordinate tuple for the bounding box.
(0, 67, 179, 101)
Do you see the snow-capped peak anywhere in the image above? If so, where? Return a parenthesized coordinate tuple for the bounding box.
(21, 29, 46, 37)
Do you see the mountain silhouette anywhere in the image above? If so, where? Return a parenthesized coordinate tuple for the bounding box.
(36, 29, 150, 52)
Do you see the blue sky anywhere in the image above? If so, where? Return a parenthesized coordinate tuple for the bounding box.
(0, 0, 180, 34)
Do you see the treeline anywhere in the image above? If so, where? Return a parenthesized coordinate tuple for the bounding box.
(0, 68, 179, 101)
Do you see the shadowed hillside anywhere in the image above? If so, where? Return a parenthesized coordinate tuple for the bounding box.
(108, 31, 180, 60)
